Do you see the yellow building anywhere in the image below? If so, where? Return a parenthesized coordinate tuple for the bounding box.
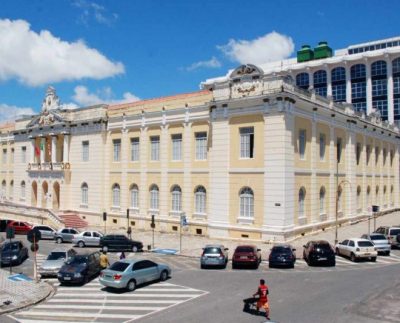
(0, 65, 399, 241)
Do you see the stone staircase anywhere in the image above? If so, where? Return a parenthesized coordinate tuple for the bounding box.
(58, 211, 88, 229)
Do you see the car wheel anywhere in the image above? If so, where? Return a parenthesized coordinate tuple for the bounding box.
(102, 246, 108, 252)
(371, 257, 377, 262)
(56, 237, 62, 244)
(232, 263, 236, 269)
(83, 275, 89, 285)
(290, 263, 295, 269)
(350, 253, 357, 262)
(335, 248, 340, 255)
(78, 241, 85, 248)
(386, 251, 391, 256)
(127, 279, 136, 292)
(160, 270, 168, 281)
(200, 264, 205, 269)
(268, 263, 273, 269)
(132, 245, 138, 252)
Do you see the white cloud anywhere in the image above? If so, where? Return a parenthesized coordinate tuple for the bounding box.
(186, 57, 222, 71)
(72, 86, 140, 106)
(72, 0, 118, 26)
(0, 104, 35, 122)
(0, 19, 124, 86)
(218, 31, 295, 65)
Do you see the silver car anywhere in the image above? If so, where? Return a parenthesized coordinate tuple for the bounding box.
(200, 244, 229, 269)
(54, 228, 79, 244)
(375, 226, 400, 248)
(39, 249, 77, 277)
(361, 233, 391, 255)
(32, 225, 56, 240)
(99, 259, 171, 291)
(72, 231, 103, 247)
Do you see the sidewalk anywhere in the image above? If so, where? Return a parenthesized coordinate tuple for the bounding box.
(93, 210, 400, 258)
(0, 269, 53, 315)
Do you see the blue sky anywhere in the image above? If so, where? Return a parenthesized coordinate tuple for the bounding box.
(0, 0, 399, 121)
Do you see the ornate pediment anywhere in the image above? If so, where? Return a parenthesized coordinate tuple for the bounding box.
(230, 64, 264, 80)
(26, 110, 65, 128)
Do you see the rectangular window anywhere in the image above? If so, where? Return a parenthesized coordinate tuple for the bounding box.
(240, 127, 254, 158)
(336, 138, 342, 163)
(171, 134, 182, 161)
(130, 138, 140, 161)
(150, 136, 160, 161)
(299, 129, 306, 160)
(372, 79, 387, 97)
(319, 133, 326, 161)
(113, 139, 121, 162)
(195, 132, 207, 160)
(2, 149, 6, 164)
(11, 148, 14, 163)
(82, 141, 89, 162)
(21, 146, 26, 163)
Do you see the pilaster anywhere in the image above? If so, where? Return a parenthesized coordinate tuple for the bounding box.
(310, 116, 318, 222)
(366, 60, 373, 115)
(160, 125, 169, 219)
(183, 122, 192, 218)
(329, 125, 336, 220)
(139, 127, 148, 217)
(121, 129, 129, 212)
(386, 57, 394, 124)
(345, 125, 356, 217)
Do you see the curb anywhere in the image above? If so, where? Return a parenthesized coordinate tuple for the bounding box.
(0, 281, 55, 316)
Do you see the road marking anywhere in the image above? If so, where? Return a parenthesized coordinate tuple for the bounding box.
(334, 257, 358, 265)
(47, 299, 179, 304)
(13, 311, 142, 319)
(34, 304, 166, 310)
(376, 258, 392, 264)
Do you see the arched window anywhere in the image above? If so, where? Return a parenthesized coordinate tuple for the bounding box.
(149, 185, 159, 210)
(351, 64, 366, 79)
(366, 186, 371, 207)
(298, 187, 306, 218)
(296, 73, 309, 90)
(194, 186, 206, 214)
(240, 187, 254, 218)
(371, 60, 387, 77)
(331, 67, 346, 102)
(393, 57, 400, 75)
(130, 184, 139, 209)
(371, 60, 388, 120)
(313, 70, 327, 96)
(357, 186, 362, 211)
(171, 185, 182, 212)
(375, 186, 380, 204)
(81, 183, 88, 205)
(351, 64, 367, 112)
(331, 67, 346, 82)
(9, 180, 13, 200)
(338, 187, 343, 212)
(1, 180, 6, 199)
(319, 187, 325, 214)
(21, 181, 26, 199)
(112, 183, 120, 207)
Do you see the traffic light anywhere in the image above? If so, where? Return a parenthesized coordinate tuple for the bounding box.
(103, 212, 107, 222)
(127, 208, 130, 219)
(151, 214, 155, 229)
(6, 227, 15, 239)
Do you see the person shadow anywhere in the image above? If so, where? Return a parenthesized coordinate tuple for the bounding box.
(242, 297, 266, 317)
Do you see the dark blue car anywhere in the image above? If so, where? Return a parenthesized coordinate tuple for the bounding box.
(0, 241, 29, 267)
(57, 252, 101, 284)
(268, 245, 296, 268)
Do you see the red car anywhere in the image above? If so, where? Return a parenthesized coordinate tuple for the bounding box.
(232, 245, 262, 269)
(6, 221, 33, 235)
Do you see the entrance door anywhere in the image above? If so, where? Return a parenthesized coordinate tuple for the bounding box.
(53, 182, 60, 210)
(42, 181, 48, 208)
(31, 181, 38, 207)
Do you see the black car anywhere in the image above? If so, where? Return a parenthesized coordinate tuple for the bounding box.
(0, 241, 29, 266)
(57, 251, 101, 284)
(303, 240, 336, 266)
(100, 235, 143, 252)
(268, 245, 296, 268)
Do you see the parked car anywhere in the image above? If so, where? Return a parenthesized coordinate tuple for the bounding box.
(72, 231, 103, 248)
(269, 244, 296, 268)
(6, 221, 32, 235)
(0, 241, 29, 266)
(99, 259, 171, 291)
(374, 226, 400, 248)
(100, 235, 143, 252)
(335, 238, 378, 262)
(39, 248, 77, 278)
(361, 233, 391, 255)
(32, 225, 56, 240)
(232, 245, 261, 269)
(200, 244, 229, 269)
(57, 251, 101, 284)
(303, 240, 335, 266)
(54, 228, 80, 244)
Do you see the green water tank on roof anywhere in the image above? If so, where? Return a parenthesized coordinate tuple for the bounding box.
(297, 45, 314, 62)
(314, 41, 333, 59)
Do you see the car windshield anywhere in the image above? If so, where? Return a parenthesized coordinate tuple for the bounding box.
(109, 262, 129, 272)
(1, 243, 18, 251)
(390, 229, 400, 236)
(272, 247, 291, 254)
(358, 241, 374, 247)
(370, 234, 386, 240)
(203, 247, 221, 254)
(47, 252, 66, 260)
(315, 244, 332, 250)
(236, 247, 254, 253)
(67, 256, 88, 264)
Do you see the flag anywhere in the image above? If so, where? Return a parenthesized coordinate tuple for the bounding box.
(35, 145, 40, 157)
(47, 140, 51, 157)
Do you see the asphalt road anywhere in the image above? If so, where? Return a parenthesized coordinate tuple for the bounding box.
(1, 233, 400, 323)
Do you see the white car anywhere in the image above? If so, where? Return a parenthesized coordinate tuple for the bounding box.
(72, 231, 103, 247)
(32, 225, 56, 240)
(335, 238, 378, 262)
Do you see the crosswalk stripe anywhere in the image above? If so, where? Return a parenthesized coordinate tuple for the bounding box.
(376, 258, 392, 264)
(15, 311, 142, 319)
(47, 299, 179, 304)
(56, 287, 202, 292)
(50, 293, 203, 298)
(295, 260, 307, 265)
(334, 257, 358, 265)
(33, 304, 164, 310)
(12, 320, 109, 323)
(388, 253, 400, 259)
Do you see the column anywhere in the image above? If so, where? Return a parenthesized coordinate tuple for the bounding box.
(40, 137, 45, 164)
(139, 127, 148, 218)
(362, 135, 367, 213)
(63, 134, 70, 163)
(307, 68, 314, 90)
(345, 64, 352, 104)
(121, 130, 129, 212)
(326, 66, 332, 97)
(160, 125, 169, 221)
(310, 118, 318, 222)
(30, 138, 36, 163)
(329, 125, 336, 220)
(366, 60, 373, 115)
(183, 122, 192, 219)
(386, 58, 394, 124)
(345, 126, 356, 217)
(51, 136, 57, 163)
